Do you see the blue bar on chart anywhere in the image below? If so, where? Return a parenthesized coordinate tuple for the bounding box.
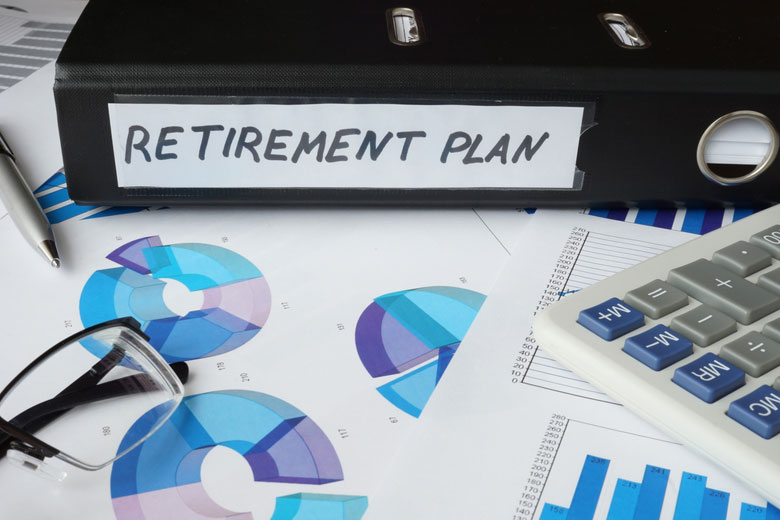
(540, 455, 610, 520)
(605, 479, 641, 520)
(741, 503, 780, 520)
(700, 489, 730, 520)
(673, 472, 707, 519)
(540, 504, 569, 519)
(633, 465, 670, 520)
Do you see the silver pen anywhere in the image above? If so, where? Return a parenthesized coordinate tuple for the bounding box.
(0, 130, 60, 268)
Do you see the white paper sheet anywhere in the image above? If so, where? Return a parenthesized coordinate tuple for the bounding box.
(0, 204, 528, 519)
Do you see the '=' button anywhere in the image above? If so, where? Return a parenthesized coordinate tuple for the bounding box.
(578, 297, 644, 341)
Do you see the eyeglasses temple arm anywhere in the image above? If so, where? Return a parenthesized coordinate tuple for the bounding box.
(61, 347, 126, 395)
(0, 361, 188, 458)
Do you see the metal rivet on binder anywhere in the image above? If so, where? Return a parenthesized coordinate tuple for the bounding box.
(386, 7, 426, 46)
(599, 13, 650, 49)
(698, 111, 780, 186)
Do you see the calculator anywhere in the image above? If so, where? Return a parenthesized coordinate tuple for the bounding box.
(534, 205, 780, 506)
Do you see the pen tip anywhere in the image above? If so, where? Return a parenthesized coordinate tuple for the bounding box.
(38, 240, 60, 269)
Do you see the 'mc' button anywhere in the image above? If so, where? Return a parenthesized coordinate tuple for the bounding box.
(672, 353, 745, 403)
(728, 385, 780, 439)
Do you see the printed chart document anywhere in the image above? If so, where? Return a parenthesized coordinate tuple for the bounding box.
(0, 1, 80, 93)
(368, 210, 777, 520)
(0, 2, 81, 215)
(0, 62, 63, 185)
(0, 203, 527, 519)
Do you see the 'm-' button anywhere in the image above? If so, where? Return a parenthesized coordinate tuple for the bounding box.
(624, 325, 693, 370)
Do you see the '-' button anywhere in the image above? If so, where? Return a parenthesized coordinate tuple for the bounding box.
(578, 297, 644, 341)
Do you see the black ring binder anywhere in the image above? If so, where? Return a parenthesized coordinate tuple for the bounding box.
(54, 0, 780, 207)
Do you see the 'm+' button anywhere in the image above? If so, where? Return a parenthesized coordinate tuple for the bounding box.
(578, 297, 644, 340)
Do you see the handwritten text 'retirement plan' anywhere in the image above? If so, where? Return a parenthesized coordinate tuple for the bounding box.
(124, 126, 551, 166)
(109, 102, 585, 189)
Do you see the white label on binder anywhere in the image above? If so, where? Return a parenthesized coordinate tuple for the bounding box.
(108, 103, 585, 189)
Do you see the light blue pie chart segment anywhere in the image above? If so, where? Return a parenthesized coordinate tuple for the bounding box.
(270, 493, 369, 520)
(355, 286, 485, 417)
(79, 236, 272, 362)
(376, 347, 456, 418)
(143, 242, 262, 291)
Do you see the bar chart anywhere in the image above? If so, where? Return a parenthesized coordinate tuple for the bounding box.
(524, 416, 777, 520)
(539, 457, 767, 520)
(0, 13, 72, 91)
(34, 171, 155, 224)
(587, 207, 758, 236)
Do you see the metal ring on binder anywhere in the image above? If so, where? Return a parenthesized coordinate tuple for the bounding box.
(386, 7, 426, 46)
(697, 110, 780, 186)
(599, 13, 650, 49)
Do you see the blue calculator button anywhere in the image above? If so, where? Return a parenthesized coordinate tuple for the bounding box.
(623, 325, 693, 370)
(728, 385, 780, 439)
(672, 353, 745, 403)
(578, 297, 644, 340)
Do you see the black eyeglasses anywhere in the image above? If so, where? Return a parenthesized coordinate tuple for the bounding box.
(0, 318, 186, 480)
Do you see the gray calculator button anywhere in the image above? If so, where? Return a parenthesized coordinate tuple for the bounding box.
(719, 332, 780, 377)
(624, 280, 688, 319)
(670, 305, 737, 346)
(758, 267, 780, 296)
(712, 240, 772, 277)
(667, 258, 780, 324)
(750, 225, 780, 258)
(762, 318, 780, 343)
(775, 377, 780, 391)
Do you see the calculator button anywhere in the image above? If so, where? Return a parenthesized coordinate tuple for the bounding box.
(750, 225, 780, 258)
(728, 385, 780, 439)
(757, 267, 780, 296)
(712, 240, 772, 277)
(775, 377, 780, 391)
(577, 297, 644, 340)
(672, 353, 745, 403)
(761, 318, 780, 343)
(669, 305, 737, 346)
(667, 259, 780, 324)
(624, 280, 688, 319)
(719, 332, 780, 377)
(623, 325, 693, 370)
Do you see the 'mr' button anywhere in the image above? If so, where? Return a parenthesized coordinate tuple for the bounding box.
(673, 353, 745, 403)
(578, 297, 644, 341)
